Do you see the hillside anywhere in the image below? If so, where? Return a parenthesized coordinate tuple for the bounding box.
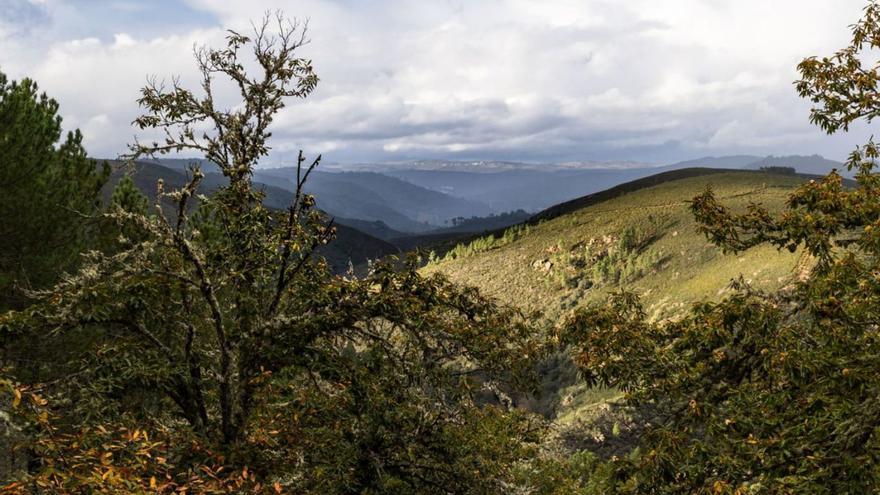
(667, 154, 846, 176)
(104, 161, 400, 274)
(424, 169, 810, 322)
(255, 169, 493, 231)
(422, 169, 814, 444)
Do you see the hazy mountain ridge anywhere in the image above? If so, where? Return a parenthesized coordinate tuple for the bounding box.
(384, 168, 655, 213)
(103, 161, 400, 273)
(255, 168, 493, 229)
(134, 154, 847, 241)
(320, 159, 656, 173)
(665, 154, 846, 175)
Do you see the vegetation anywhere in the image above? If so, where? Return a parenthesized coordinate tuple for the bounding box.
(0, 15, 544, 493)
(435, 224, 532, 262)
(5, 1, 880, 493)
(548, 2, 880, 492)
(425, 171, 806, 321)
(0, 71, 109, 310)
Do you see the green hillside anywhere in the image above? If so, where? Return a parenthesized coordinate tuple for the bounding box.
(425, 169, 811, 322)
(423, 169, 815, 450)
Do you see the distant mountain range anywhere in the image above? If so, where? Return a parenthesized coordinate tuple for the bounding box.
(383, 168, 651, 213)
(103, 160, 401, 274)
(254, 168, 493, 232)
(136, 155, 847, 225)
(101, 153, 848, 273)
(319, 159, 653, 173)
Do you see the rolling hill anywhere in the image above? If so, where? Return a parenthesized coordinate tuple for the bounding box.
(667, 154, 846, 176)
(423, 168, 811, 322)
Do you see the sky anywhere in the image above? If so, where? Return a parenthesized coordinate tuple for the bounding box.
(0, 0, 875, 166)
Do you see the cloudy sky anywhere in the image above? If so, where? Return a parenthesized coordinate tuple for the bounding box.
(0, 0, 875, 166)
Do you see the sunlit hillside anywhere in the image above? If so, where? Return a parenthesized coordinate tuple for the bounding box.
(425, 170, 812, 322)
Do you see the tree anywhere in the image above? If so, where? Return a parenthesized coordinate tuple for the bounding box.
(0, 71, 109, 310)
(557, 1, 880, 492)
(2, 14, 543, 493)
(98, 175, 150, 254)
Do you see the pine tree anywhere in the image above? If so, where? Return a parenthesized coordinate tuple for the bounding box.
(0, 71, 109, 310)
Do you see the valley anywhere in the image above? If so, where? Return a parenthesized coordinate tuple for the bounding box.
(121, 154, 843, 266)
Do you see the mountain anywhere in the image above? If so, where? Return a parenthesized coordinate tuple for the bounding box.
(321, 159, 653, 173)
(385, 168, 665, 213)
(330, 218, 407, 241)
(140, 157, 215, 173)
(137, 159, 497, 233)
(666, 154, 847, 176)
(254, 168, 493, 231)
(105, 161, 399, 273)
(665, 155, 762, 169)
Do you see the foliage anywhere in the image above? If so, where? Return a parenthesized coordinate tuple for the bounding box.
(558, 2, 880, 491)
(584, 225, 664, 286)
(796, 0, 880, 133)
(1, 14, 543, 493)
(512, 450, 611, 495)
(0, 70, 109, 310)
(94, 175, 151, 255)
(438, 224, 531, 262)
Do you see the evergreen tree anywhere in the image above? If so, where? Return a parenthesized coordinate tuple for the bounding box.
(0, 71, 109, 310)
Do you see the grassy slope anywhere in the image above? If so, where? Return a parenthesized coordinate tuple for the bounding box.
(424, 171, 813, 448)
(424, 170, 808, 322)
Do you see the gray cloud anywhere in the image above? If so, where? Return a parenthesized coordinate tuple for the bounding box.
(0, 0, 49, 38)
(0, 0, 874, 164)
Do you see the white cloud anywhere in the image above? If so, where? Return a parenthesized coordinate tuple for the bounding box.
(0, 0, 874, 163)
